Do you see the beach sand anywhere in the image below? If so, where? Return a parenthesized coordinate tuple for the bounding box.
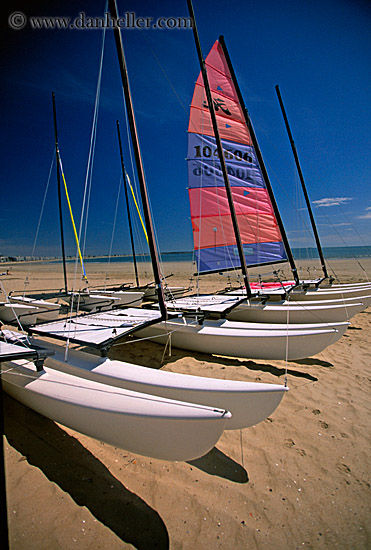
(1, 259, 370, 549)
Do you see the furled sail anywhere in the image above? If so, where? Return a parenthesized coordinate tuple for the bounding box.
(188, 40, 287, 274)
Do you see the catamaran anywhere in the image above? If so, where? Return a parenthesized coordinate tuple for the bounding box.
(163, 31, 370, 322)
(23, 7, 352, 362)
(0, 0, 291, 463)
(0, 333, 231, 461)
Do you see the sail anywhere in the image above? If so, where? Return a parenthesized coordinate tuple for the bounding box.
(188, 40, 287, 274)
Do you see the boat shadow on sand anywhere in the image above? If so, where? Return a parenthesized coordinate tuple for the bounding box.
(110, 337, 319, 382)
(188, 447, 248, 483)
(3, 394, 170, 550)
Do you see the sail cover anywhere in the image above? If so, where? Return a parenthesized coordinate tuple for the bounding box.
(188, 40, 287, 274)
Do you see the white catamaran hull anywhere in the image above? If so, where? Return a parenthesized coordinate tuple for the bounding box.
(136, 317, 348, 361)
(228, 288, 371, 309)
(89, 290, 144, 307)
(69, 292, 123, 312)
(259, 280, 371, 290)
(144, 286, 186, 300)
(27, 340, 288, 430)
(259, 287, 371, 303)
(1, 358, 230, 461)
(25, 307, 348, 361)
(0, 303, 38, 326)
(167, 294, 365, 323)
(323, 282, 371, 289)
(8, 296, 61, 322)
(227, 299, 365, 323)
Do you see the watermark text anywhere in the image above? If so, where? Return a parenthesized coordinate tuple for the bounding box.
(8, 11, 192, 31)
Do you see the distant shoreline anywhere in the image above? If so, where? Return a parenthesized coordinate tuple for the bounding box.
(1, 245, 370, 266)
(0, 250, 191, 264)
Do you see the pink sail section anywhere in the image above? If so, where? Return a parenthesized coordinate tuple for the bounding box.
(189, 187, 276, 218)
(187, 39, 287, 273)
(196, 41, 240, 101)
(189, 87, 251, 144)
(189, 39, 250, 140)
(189, 66, 251, 145)
(191, 213, 281, 249)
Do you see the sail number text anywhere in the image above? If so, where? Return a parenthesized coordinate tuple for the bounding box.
(194, 145, 253, 163)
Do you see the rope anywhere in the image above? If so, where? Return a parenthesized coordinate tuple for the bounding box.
(0, 283, 26, 333)
(284, 297, 290, 387)
(126, 172, 148, 243)
(102, 175, 122, 288)
(64, 15, 107, 353)
(240, 429, 245, 467)
(121, 88, 150, 265)
(31, 151, 55, 258)
(58, 156, 87, 280)
(161, 331, 172, 363)
(0, 327, 30, 348)
(79, 3, 107, 269)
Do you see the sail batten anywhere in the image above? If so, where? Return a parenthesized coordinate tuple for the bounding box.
(188, 40, 287, 274)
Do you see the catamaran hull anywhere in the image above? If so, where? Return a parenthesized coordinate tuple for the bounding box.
(256, 287, 371, 303)
(8, 296, 61, 322)
(168, 294, 365, 323)
(227, 299, 365, 323)
(136, 318, 347, 360)
(69, 293, 122, 312)
(69, 291, 143, 313)
(0, 303, 38, 326)
(323, 282, 371, 289)
(262, 279, 371, 290)
(30, 341, 287, 430)
(89, 290, 144, 307)
(253, 281, 371, 290)
(144, 286, 186, 300)
(1, 360, 230, 461)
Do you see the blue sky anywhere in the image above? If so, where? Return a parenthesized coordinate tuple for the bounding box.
(2, 0, 370, 259)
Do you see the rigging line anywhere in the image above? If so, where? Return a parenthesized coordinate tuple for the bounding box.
(292, 167, 317, 266)
(103, 175, 122, 288)
(0, 282, 26, 334)
(58, 156, 87, 280)
(139, 32, 200, 287)
(318, 202, 371, 273)
(284, 297, 290, 387)
(313, 205, 370, 279)
(324, 202, 371, 253)
(253, 119, 367, 279)
(249, 117, 323, 243)
(80, 3, 107, 259)
(79, 22, 107, 273)
(263, 156, 328, 248)
(65, 18, 107, 351)
(0, 365, 231, 412)
(31, 151, 55, 258)
(142, 32, 190, 118)
(121, 89, 149, 262)
(126, 172, 148, 243)
(118, 36, 191, 288)
(0, 328, 32, 349)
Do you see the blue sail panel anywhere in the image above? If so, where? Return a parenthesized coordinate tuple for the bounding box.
(188, 133, 264, 189)
(195, 242, 288, 274)
(188, 39, 288, 274)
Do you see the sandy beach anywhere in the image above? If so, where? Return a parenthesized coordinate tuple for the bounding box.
(1, 258, 370, 549)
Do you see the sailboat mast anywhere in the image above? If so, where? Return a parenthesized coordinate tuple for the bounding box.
(108, 0, 167, 318)
(218, 37, 300, 287)
(51, 91, 68, 294)
(187, 0, 252, 297)
(116, 120, 140, 287)
(275, 85, 329, 279)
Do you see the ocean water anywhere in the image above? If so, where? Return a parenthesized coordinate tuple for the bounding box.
(78, 246, 371, 264)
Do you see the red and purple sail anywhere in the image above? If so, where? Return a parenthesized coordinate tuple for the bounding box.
(188, 40, 287, 274)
